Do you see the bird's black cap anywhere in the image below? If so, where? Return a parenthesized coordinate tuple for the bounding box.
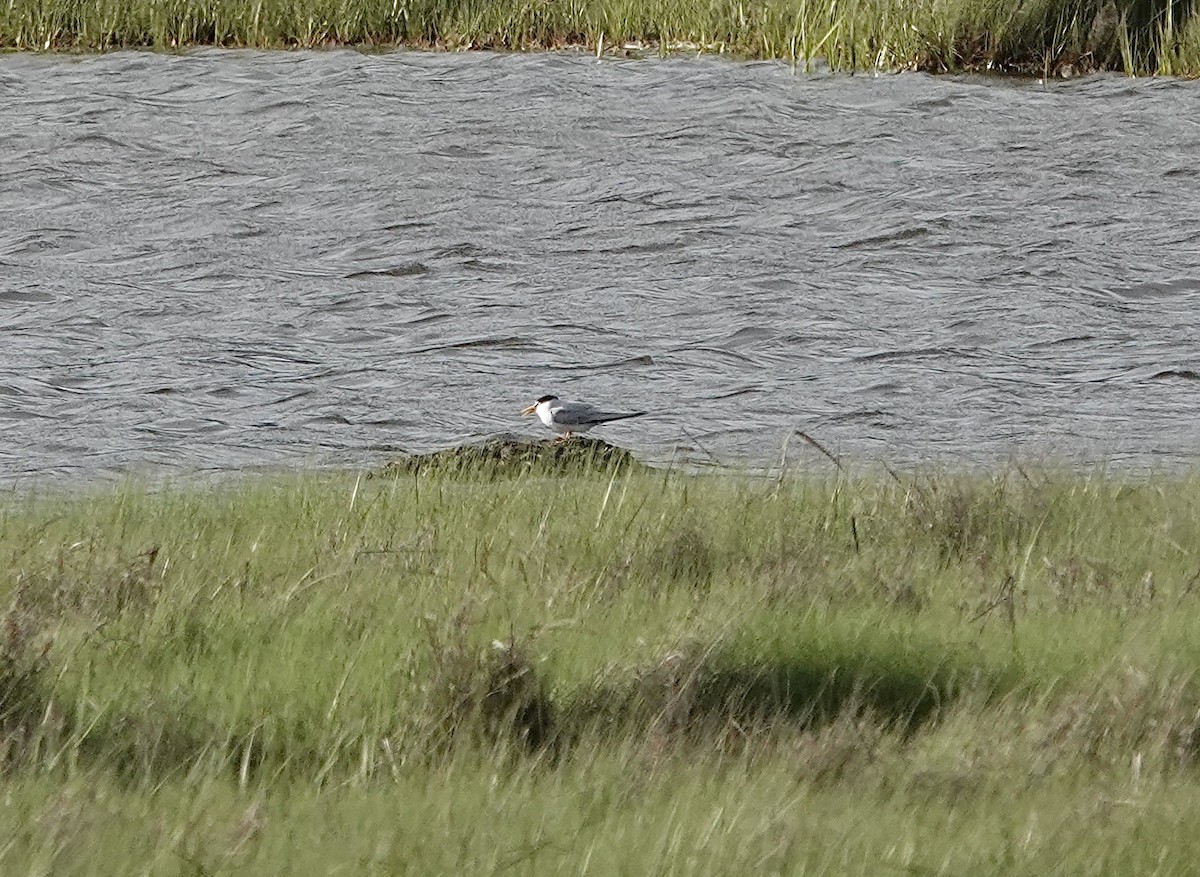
(535, 394, 558, 403)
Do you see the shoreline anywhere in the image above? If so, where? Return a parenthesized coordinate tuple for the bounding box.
(1, 439, 1195, 496)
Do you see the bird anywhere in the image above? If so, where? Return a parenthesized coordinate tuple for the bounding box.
(521, 394, 646, 439)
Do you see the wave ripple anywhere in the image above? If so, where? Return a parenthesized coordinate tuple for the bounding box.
(2, 51, 1200, 480)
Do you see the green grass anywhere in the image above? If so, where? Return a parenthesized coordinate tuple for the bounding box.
(5, 465, 1200, 873)
(3, 0, 1200, 75)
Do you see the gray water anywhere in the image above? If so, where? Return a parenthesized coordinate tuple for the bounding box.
(2, 49, 1199, 481)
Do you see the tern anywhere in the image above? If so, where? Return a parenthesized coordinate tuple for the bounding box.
(521, 394, 646, 438)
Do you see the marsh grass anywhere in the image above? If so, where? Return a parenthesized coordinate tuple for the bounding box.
(3, 0, 1200, 75)
(5, 466, 1200, 871)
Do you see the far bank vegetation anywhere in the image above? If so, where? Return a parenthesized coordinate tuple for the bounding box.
(3, 0, 1200, 77)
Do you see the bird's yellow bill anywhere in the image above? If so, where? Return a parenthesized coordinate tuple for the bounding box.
(521, 403, 537, 416)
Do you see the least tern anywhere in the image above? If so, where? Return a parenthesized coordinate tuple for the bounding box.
(521, 394, 646, 438)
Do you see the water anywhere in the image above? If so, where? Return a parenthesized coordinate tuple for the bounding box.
(2, 49, 1199, 482)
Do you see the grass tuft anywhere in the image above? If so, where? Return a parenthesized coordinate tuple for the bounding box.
(418, 609, 558, 756)
(376, 436, 645, 479)
(0, 608, 55, 769)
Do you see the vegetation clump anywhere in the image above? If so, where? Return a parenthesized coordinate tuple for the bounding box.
(376, 435, 646, 478)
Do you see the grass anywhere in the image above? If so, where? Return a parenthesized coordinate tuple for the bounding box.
(4, 461, 1200, 872)
(2, 0, 1200, 75)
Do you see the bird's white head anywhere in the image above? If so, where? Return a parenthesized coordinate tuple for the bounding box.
(521, 394, 558, 416)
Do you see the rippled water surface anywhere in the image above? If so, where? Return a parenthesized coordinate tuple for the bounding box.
(2, 50, 1200, 481)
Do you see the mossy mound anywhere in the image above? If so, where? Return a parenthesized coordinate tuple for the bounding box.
(375, 435, 646, 478)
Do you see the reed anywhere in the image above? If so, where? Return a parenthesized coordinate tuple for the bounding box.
(3, 465, 1200, 872)
(2, 0, 1200, 75)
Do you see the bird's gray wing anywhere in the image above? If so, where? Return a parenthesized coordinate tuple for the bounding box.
(557, 404, 644, 424)
(550, 402, 605, 425)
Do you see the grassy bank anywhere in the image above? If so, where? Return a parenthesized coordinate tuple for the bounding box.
(3, 0, 1200, 75)
(4, 462, 1200, 872)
